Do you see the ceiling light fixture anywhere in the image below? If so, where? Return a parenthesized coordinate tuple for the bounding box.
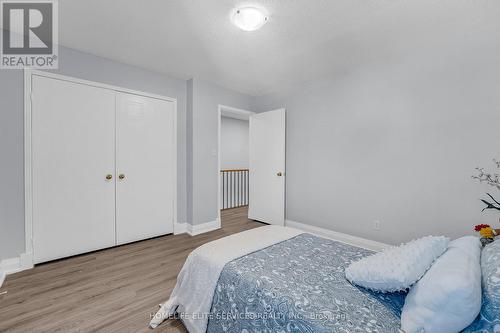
(231, 7, 268, 32)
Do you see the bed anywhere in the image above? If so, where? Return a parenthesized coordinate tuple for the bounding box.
(150, 226, 406, 332)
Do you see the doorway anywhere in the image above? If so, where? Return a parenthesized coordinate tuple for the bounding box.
(218, 105, 254, 225)
(217, 105, 287, 227)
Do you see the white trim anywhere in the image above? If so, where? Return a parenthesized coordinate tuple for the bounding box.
(0, 253, 34, 279)
(24, 69, 33, 258)
(19, 252, 34, 270)
(1, 257, 23, 275)
(217, 105, 255, 215)
(218, 107, 221, 216)
(25, 69, 177, 102)
(285, 220, 390, 252)
(220, 104, 255, 121)
(24, 69, 178, 271)
(187, 219, 221, 236)
(172, 99, 178, 237)
(174, 222, 187, 235)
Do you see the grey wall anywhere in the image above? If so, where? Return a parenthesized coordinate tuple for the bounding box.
(0, 46, 188, 260)
(189, 79, 253, 225)
(252, 35, 500, 245)
(220, 117, 249, 169)
(0, 70, 24, 261)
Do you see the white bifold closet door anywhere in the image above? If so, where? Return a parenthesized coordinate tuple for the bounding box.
(115, 93, 175, 244)
(32, 76, 116, 263)
(31, 75, 175, 264)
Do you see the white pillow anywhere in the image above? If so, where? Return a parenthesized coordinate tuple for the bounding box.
(345, 236, 449, 292)
(401, 236, 482, 333)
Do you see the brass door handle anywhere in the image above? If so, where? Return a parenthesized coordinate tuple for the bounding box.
(277, 172, 283, 177)
(118, 174, 125, 180)
(105, 174, 113, 180)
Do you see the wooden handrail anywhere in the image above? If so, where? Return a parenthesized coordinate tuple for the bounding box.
(220, 168, 249, 172)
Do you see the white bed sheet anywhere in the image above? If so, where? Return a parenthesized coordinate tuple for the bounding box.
(149, 225, 303, 332)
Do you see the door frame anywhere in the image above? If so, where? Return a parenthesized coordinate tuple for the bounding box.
(24, 69, 178, 268)
(217, 105, 255, 222)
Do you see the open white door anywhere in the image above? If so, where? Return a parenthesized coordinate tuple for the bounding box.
(248, 109, 286, 225)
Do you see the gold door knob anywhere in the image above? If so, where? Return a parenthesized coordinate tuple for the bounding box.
(277, 172, 283, 177)
(118, 174, 125, 180)
(105, 174, 113, 180)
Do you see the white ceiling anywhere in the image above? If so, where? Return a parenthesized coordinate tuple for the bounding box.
(59, 0, 500, 96)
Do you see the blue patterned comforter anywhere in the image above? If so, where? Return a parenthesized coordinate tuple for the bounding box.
(207, 233, 406, 333)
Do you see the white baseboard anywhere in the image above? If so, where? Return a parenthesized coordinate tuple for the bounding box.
(187, 219, 221, 236)
(285, 220, 389, 252)
(0, 252, 34, 287)
(174, 222, 187, 235)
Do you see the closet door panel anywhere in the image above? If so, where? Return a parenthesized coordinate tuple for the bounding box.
(32, 76, 116, 263)
(116, 93, 175, 244)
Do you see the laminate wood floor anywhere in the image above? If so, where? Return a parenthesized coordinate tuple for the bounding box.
(0, 207, 263, 333)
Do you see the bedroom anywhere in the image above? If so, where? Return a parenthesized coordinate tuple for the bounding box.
(0, 0, 499, 332)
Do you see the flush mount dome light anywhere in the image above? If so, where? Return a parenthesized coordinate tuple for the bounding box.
(232, 7, 267, 31)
